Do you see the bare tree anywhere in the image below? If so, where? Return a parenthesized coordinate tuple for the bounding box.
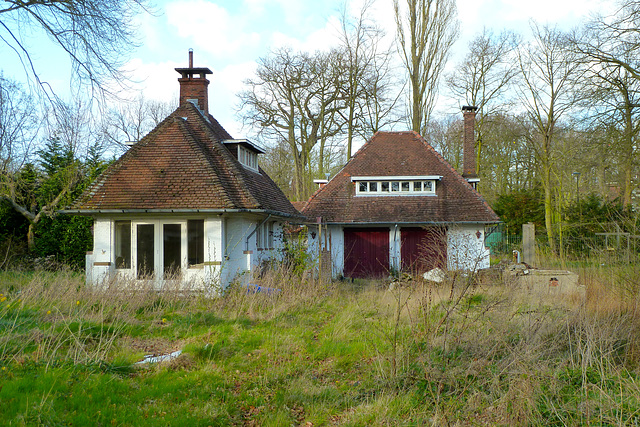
(239, 48, 347, 200)
(394, 0, 459, 134)
(570, 13, 640, 208)
(0, 94, 96, 250)
(516, 23, 580, 251)
(337, 0, 402, 158)
(446, 29, 520, 175)
(0, 0, 150, 101)
(102, 95, 175, 154)
(568, 1, 640, 81)
(0, 76, 40, 174)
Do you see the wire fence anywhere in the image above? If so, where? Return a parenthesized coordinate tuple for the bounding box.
(486, 223, 640, 266)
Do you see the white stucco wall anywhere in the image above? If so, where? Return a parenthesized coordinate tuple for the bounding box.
(222, 215, 253, 286)
(203, 217, 224, 291)
(89, 218, 112, 287)
(447, 225, 490, 271)
(308, 224, 345, 278)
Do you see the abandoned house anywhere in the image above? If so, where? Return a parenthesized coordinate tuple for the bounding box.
(63, 51, 300, 291)
(300, 106, 501, 279)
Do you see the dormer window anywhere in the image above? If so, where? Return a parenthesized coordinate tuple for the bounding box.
(222, 139, 264, 172)
(352, 175, 441, 196)
(239, 146, 258, 171)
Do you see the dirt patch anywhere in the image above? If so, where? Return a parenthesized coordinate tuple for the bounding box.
(122, 336, 183, 357)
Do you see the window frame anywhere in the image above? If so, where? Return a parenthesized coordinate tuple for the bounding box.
(352, 176, 440, 196)
(238, 146, 258, 171)
(113, 219, 206, 276)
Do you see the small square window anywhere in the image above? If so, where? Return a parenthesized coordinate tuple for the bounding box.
(391, 181, 399, 191)
(423, 181, 434, 192)
(413, 182, 421, 191)
(401, 182, 410, 191)
(381, 182, 389, 192)
(369, 182, 378, 192)
(359, 182, 367, 192)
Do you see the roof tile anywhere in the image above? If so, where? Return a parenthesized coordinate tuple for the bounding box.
(70, 103, 299, 217)
(302, 131, 499, 224)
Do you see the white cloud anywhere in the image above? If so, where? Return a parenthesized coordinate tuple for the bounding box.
(165, 0, 260, 57)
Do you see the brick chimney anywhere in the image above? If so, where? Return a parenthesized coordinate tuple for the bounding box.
(462, 105, 478, 185)
(175, 49, 213, 114)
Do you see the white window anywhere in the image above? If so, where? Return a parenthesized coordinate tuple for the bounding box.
(353, 176, 439, 196)
(257, 221, 274, 250)
(114, 219, 205, 278)
(239, 146, 258, 171)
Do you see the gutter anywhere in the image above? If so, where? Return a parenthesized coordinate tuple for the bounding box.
(306, 220, 502, 226)
(59, 208, 303, 220)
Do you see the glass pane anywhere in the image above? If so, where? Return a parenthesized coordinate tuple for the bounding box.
(115, 221, 131, 269)
(137, 224, 154, 279)
(423, 181, 433, 192)
(391, 181, 399, 191)
(401, 182, 410, 191)
(163, 224, 181, 278)
(359, 182, 367, 192)
(413, 181, 421, 191)
(188, 220, 204, 266)
(381, 182, 389, 192)
(369, 182, 377, 192)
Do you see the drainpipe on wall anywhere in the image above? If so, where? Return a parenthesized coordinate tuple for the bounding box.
(245, 215, 272, 270)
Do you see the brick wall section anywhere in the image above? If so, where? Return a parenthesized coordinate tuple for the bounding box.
(462, 106, 478, 179)
(178, 76, 210, 115)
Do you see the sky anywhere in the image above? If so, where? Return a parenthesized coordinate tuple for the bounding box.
(0, 0, 616, 142)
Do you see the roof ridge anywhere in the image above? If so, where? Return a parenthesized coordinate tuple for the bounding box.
(182, 103, 262, 209)
(413, 132, 498, 220)
(173, 116, 238, 208)
(302, 130, 380, 210)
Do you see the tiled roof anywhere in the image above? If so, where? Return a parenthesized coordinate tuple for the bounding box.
(301, 131, 500, 224)
(69, 102, 299, 217)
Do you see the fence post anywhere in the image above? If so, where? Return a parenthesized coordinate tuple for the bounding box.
(523, 222, 536, 267)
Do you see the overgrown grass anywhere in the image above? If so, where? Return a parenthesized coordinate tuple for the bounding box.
(2, 263, 640, 425)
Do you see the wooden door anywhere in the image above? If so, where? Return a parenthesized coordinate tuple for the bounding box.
(344, 228, 389, 278)
(400, 227, 446, 274)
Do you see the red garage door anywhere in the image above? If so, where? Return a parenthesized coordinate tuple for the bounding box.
(344, 228, 389, 278)
(401, 227, 447, 274)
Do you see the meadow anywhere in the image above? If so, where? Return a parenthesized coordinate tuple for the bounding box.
(1, 261, 640, 426)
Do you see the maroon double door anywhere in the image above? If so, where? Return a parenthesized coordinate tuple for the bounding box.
(399, 227, 447, 274)
(343, 227, 446, 279)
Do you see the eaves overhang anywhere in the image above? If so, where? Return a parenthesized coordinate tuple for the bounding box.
(59, 208, 304, 220)
(304, 220, 502, 226)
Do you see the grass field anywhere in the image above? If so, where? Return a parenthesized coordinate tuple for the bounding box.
(2, 264, 640, 426)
